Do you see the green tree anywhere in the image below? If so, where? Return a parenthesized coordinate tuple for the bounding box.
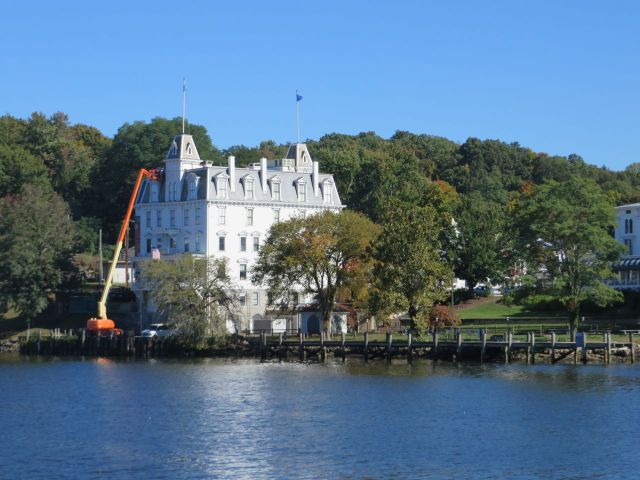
(252, 210, 380, 337)
(370, 204, 452, 334)
(452, 193, 511, 295)
(516, 176, 624, 339)
(141, 255, 238, 345)
(0, 184, 76, 323)
(0, 144, 49, 196)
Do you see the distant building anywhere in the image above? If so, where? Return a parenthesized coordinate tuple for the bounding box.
(132, 133, 344, 331)
(611, 203, 640, 290)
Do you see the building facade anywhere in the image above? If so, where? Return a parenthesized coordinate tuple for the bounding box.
(133, 133, 344, 331)
(611, 203, 640, 290)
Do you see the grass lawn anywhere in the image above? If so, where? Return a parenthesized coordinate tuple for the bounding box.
(458, 297, 567, 320)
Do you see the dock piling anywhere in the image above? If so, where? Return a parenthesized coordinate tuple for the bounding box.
(364, 332, 369, 362)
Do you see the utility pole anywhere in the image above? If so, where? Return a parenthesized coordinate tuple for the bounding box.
(98, 228, 104, 284)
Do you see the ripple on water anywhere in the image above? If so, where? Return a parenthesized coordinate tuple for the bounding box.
(1, 357, 639, 479)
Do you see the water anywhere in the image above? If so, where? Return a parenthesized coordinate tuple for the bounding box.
(1, 356, 639, 479)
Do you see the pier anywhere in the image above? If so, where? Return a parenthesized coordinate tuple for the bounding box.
(253, 330, 637, 364)
(16, 328, 639, 364)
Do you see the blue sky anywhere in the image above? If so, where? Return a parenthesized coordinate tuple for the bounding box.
(2, 1, 638, 170)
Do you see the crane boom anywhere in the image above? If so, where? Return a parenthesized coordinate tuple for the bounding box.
(87, 168, 159, 333)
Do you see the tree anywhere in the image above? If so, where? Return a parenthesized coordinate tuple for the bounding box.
(370, 204, 452, 334)
(140, 255, 238, 345)
(452, 193, 511, 295)
(0, 144, 49, 197)
(252, 210, 380, 337)
(516, 176, 624, 339)
(0, 184, 76, 323)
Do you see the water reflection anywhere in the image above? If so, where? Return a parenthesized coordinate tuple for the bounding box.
(1, 356, 640, 479)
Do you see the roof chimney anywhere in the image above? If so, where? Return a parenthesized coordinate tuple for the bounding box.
(312, 161, 319, 197)
(228, 155, 236, 192)
(260, 157, 268, 192)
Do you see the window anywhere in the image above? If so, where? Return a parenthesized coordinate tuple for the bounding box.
(168, 183, 173, 201)
(273, 209, 280, 223)
(146, 238, 151, 254)
(323, 182, 333, 203)
(625, 218, 634, 234)
(272, 181, 281, 201)
(217, 177, 227, 198)
(170, 209, 176, 227)
(625, 239, 633, 256)
(156, 210, 162, 227)
(169, 237, 176, 250)
(188, 175, 198, 200)
(239, 264, 247, 280)
(184, 209, 189, 226)
(157, 237, 163, 251)
(239, 294, 246, 307)
(195, 235, 201, 252)
(151, 182, 159, 202)
(247, 208, 254, 226)
(218, 207, 226, 225)
(298, 209, 306, 218)
(297, 181, 307, 202)
(253, 236, 260, 252)
(219, 236, 226, 251)
(184, 237, 190, 253)
(252, 292, 259, 306)
(240, 236, 247, 252)
(245, 179, 254, 199)
(146, 210, 151, 227)
(195, 207, 201, 225)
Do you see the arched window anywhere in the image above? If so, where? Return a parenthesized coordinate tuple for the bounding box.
(188, 174, 199, 200)
(322, 180, 333, 203)
(296, 179, 307, 202)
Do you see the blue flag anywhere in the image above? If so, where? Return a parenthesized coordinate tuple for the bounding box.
(296, 93, 303, 102)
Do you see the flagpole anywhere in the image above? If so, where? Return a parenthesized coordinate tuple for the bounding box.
(182, 78, 187, 134)
(296, 91, 300, 144)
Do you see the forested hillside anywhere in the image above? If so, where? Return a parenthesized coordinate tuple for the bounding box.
(0, 112, 636, 322)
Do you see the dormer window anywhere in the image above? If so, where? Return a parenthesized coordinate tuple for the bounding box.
(271, 178, 281, 201)
(322, 180, 333, 203)
(186, 143, 192, 155)
(215, 174, 228, 198)
(187, 174, 199, 200)
(243, 177, 255, 200)
(150, 182, 159, 203)
(296, 179, 307, 202)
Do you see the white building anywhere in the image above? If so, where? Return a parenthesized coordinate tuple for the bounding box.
(611, 203, 640, 290)
(133, 133, 344, 331)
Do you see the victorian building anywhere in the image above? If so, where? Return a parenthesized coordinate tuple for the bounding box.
(132, 133, 344, 331)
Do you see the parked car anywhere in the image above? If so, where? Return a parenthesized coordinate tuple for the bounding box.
(141, 323, 175, 338)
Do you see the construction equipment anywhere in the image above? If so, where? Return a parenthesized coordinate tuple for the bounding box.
(86, 168, 160, 334)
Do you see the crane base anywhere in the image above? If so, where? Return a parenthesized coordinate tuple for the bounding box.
(86, 318, 122, 335)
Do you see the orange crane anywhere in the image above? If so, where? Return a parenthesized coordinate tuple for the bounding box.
(86, 168, 160, 334)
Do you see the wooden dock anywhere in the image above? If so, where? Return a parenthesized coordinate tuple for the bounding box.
(17, 328, 638, 364)
(254, 330, 638, 365)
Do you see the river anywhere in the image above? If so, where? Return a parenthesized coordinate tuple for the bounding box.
(1, 356, 639, 479)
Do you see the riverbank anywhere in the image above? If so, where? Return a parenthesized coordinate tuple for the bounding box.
(13, 330, 640, 365)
